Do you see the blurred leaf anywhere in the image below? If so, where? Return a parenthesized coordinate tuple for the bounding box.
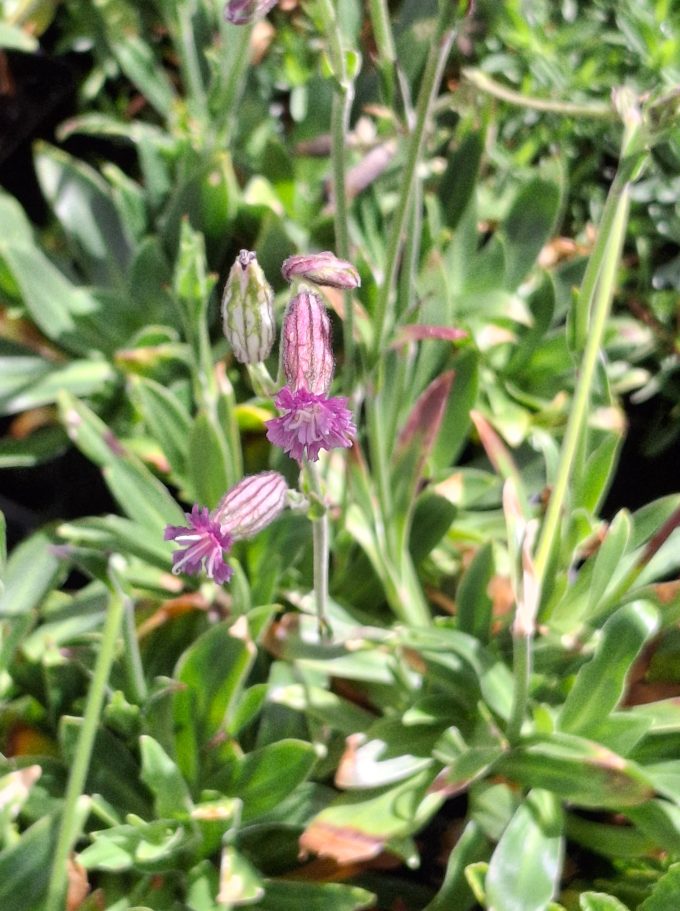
(218, 845, 264, 906)
(131, 376, 191, 481)
(299, 767, 440, 864)
(496, 733, 655, 809)
(139, 735, 193, 820)
(423, 819, 487, 911)
(586, 510, 632, 615)
(439, 130, 485, 231)
(501, 177, 561, 289)
(486, 789, 563, 911)
(187, 410, 232, 508)
(626, 800, 680, 855)
(456, 541, 494, 643)
(0, 527, 65, 618)
(35, 143, 134, 287)
(0, 354, 117, 416)
(638, 862, 680, 910)
(558, 601, 659, 737)
(59, 392, 184, 531)
(0, 812, 58, 911)
(173, 617, 256, 786)
(391, 370, 455, 521)
(57, 515, 173, 571)
(0, 426, 69, 467)
(580, 894, 631, 911)
(254, 880, 375, 911)
(0, 23, 39, 51)
(213, 738, 317, 823)
(79, 820, 186, 873)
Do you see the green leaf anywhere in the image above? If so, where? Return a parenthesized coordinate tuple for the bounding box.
(626, 800, 680, 855)
(486, 790, 564, 911)
(173, 617, 256, 786)
(79, 820, 186, 873)
(218, 845, 265, 905)
(35, 143, 134, 286)
(580, 894, 631, 911)
(423, 819, 487, 911)
(496, 733, 655, 809)
(638, 862, 680, 910)
(0, 354, 117, 416)
(586, 510, 632, 615)
(131, 377, 191, 481)
(0, 426, 69, 467)
(0, 527, 65, 618)
(456, 541, 494, 643)
(501, 176, 561, 289)
(431, 348, 479, 469)
(112, 36, 176, 116)
(254, 880, 375, 911)
(439, 130, 484, 231)
(187, 410, 232, 508)
(57, 515, 173, 571)
(220, 739, 317, 823)
(139, 735, 193, 819)
(558, 601, 659, 737)
(0, 23, 39, 51)
(0, 813, 58, 911)
(299, 768, 440, 864)
(0, 244, 118, 355)
(59, 392, 184, 532)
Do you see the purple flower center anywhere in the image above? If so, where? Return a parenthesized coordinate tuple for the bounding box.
(164, 505, 233, 584)
(265, 387, 355, 462)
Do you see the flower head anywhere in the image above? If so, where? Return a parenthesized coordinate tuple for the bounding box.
(165, 472, 288, 582)
(281, 290, 334, 395)
(224, 0, 278, 25)
(266, 387, 355, 463)
(281, 252, 361, 290)
(164, 506, 234, 584)
(222, 250, 275, 364)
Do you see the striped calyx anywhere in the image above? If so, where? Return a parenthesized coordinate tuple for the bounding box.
(213, 471, 288, 539)
(222, 250, 275, 364)
(281, 289, 334, 395)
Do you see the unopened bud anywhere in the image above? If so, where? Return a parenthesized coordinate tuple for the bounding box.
(214, 471, 288, 539)
(224, 0, 278, 25)
(282, 290, 334, 395)
(281, 252, 360, 290)
(222, 250, 275, 365)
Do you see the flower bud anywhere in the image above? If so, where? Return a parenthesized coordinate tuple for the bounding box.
(222, 250, 275, 365)
(224, 0, 278, 25)
(213, 471, 288, 539)
(281, 252, 361, 290)
(281, 290, 334, 395)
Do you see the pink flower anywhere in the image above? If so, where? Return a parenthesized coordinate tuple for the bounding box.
(164, 506, 234, 584)
(224, 0, 278, 25)
(265, 387, 356, 463)
(281, 252, 360, 290)
(164, 472, 288, 583)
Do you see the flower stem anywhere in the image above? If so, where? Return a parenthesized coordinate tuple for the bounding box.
(506, 629, 532, 743)
(368, 0, 397, 106)
(45, 560, 127, 911)
(533, 130, 647, 594)
(305, 460, 331, 639)
(462, 67, 616, 120)
(372, 3, 456, 355)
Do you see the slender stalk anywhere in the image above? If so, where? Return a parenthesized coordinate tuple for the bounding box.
(368, 0, 397, 106)
(462, 67, 616, 120)
(315, 0, 355, 387)
(533, 142, 646, 589)
(45, 565, 127, 911)
(372, 4, 457, 354)
(177, 0, 208, 117)
(306, 461, 331, 639)
(122, 596, 147, 705)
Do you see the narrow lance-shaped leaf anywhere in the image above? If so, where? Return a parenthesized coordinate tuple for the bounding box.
(391, 370, 455, 524)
